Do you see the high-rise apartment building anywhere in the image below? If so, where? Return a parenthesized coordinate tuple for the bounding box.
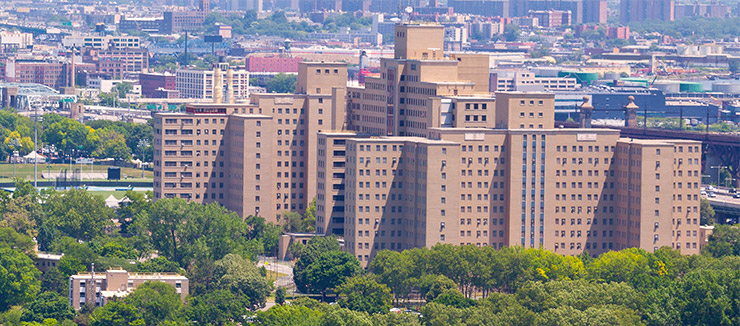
(322, 24, 701, 266)
(583, 0, 607, 23)
(154, 23, 702, 268)
(347, 24, 492, 137)
(620, 0, 674, 23)
(154, 62, 347, 222)
(449, 0, 510, 17)
(323, 95, 702, 266)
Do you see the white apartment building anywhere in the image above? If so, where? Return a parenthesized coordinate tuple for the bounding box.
(0, 31, 33, 50)
(62, 35, 141, 50)
(492, 70, 579, 92)
(176, 67, 250, 100)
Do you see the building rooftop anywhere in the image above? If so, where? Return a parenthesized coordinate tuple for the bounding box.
(70, 270, 187, 280)
(349, 136, 459, 145)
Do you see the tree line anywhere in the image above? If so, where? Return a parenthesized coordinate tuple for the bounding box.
(273, 231, 740, 326)
(0, 109, 153, 162)
(0, 181, 285, 325)
(4, 179, 740, 325)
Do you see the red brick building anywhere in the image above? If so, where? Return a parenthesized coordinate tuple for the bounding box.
(140, 72, 176, 98)
(3, 59, 73, 90)
(607, 26, 630, 40)
(246, 56, 303, 73)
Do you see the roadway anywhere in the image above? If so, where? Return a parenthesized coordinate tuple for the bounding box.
(702, 186, 740, 222)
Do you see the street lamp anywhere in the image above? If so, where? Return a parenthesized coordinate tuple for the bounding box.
(711, 165, 728, 187)
(32, 108, 41, 188)
(138, 139, 149, 179)
(10, 138, 20, 179)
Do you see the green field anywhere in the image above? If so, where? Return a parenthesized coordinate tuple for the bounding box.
(0, 163, 153, 182)
(89, 190, 149, 200)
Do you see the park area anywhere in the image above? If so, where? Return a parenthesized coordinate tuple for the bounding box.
(0, 163, 152, 199)
(0, 163, 152, 181)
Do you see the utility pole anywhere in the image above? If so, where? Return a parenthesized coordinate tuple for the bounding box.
(10, 138, 20, 179)
(184, 32, 189, 66)
(33, 106, 38, 188)
(139, 139, 149, 179)
(711, 165, 727, 187)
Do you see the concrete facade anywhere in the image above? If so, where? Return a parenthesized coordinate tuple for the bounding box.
(154, 62, 347, 223)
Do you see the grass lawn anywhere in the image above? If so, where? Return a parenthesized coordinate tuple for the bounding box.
(266, 270, 289, 281)
(89, 190, 149, 200)
(0, 163, 153, 182)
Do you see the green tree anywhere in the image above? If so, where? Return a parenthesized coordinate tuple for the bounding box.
(538, 305, 643, 326)
(40, 268, 68, 296)
(244, 215, 282, 256)
(117, 191, 152, 236)
(0, 227, 35, 255)
(140, 199, 264, 269)
(267, 73, 297, 93)
(293, 235, 341, 293)
(586, 248, 651, 284)
(418, 274, 457, 302)
(503, 24, 521, 42)
(319, 306, 373, 325)
(703, 225, 740, 258)
(212, 253, 273, 310)
(701, 197, 716, 225)
(112, 82, 133, 98)
(304, 251, 361, 299)
(256, 304, 322, 326)
(280, 211, 303, 233)
(89, 301, 145, 326)
(275, 286, 287, 306)
(41, 189, 113, 245)
(92, 128, 131, 161)
(432, 289, 476, 308)
(184, 289, 251, 325)
(336, 275, 392, 314)
(21, 292, 74, 323)
(90, 236, 137, 259)
(0, 248, 41, 311)
(0, 196, 40, 239)
(371, 312, 423, 326)
(302, 198, 317, 233)
(135, 257, 182, 273)
(124, 281, 182, 325)
(368, 250, 412, 304)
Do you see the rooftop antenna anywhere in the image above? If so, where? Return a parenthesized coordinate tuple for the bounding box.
(183, 32, 189, 66)
(402, 6, 412, 23)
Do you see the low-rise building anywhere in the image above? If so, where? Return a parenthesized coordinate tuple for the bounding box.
(68, 269, 188, 309)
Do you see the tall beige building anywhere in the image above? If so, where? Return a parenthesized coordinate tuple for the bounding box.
(154, 23, 702, 267)
(153, 62, 347, 222)
(323, 104, 702, 266)
(321, 24, 702, 266)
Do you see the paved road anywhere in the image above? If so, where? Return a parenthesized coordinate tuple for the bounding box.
(257, 256, 295, 288)
(256, 256, 296, 312)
